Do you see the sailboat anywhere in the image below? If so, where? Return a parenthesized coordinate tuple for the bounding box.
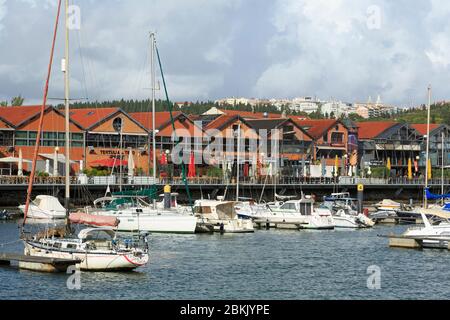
(21, 0, 149, 271)
(87, 32, 197, 234)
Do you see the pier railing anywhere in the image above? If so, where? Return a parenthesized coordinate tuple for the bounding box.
(0, 175, 449, 187)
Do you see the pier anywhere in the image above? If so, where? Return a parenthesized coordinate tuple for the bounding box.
(0, 175, 448, 207)
(0, 252, 81, 273)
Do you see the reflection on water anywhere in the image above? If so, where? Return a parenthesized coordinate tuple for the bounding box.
(1, 220, 450, 300)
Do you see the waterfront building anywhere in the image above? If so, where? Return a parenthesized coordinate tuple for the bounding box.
(357, 122, 424, 173)
(411, 124, 450, 166)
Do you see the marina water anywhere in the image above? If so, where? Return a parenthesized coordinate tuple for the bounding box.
(1, 219, 449, 300)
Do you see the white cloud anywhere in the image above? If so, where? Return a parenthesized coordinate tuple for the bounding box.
(0, 0, 6, 32)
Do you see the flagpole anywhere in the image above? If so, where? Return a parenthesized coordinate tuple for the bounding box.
(424, 85, 431, 209)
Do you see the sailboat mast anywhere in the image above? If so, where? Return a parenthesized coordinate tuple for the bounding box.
(236, 122, 241, 201)
(424, 85, 431, 209)
(64, 0, 70, 214)
(151, 33, 157, 184)
(442, 131, 445, 205)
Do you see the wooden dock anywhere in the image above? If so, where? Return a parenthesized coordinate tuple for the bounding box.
(381, 235, 450, 250)
(254, 220, 308, 230)
(0, 253, 81, 273)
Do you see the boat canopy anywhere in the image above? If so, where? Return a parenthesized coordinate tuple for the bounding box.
(426, 188, 450, 200)
(33, 195, 66, 212)
(78, 228, 116, 240)
(69, 212, 119, 228)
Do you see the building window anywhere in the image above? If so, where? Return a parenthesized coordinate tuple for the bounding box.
(331, 132, 344, 144)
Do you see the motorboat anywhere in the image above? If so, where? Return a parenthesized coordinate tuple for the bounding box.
(323, 193, 374, 228)
(375, 199, 402, 211)
(18, 196, 66, 219)
(402, 211, 450, 248)
(235, 198, 273, 220)
(87, 195, 197, 234)
(24, 223, 149, 271)
(268, 196, 335, 230)
(193, 199, 254, 233)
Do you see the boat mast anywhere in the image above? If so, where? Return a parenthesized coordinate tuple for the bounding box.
(442, 131, 445, 205)
(236, 122, 241, 201)
(63, 0, 71, 218)
(424, 85, 431, 209)
(150, 32, 157, 208)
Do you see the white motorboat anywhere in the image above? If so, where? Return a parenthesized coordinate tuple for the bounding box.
(194, 200, 254, 233)
(24, 226, 149, 271)
(19, 195, 66, 219)
(375, 199, 402, 212)
(403, 211, 450, 248)
(265, 196, 335, 230)
(87, 196, 197, 234)
(323, 193, 375, 228)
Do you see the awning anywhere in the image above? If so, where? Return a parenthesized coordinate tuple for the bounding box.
(0, 157, 32, 164)
(316, 146, 346, 151)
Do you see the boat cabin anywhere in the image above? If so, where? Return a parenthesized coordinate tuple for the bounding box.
(193, 200, 237, 220)
(278, 199, 314, 216)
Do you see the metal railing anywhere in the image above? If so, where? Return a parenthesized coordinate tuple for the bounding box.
(0, 175, 449, 187)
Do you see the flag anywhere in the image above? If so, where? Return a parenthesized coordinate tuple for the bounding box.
(188, 152, 196, 178)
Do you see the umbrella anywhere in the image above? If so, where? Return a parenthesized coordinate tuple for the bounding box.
(334, 155, 339, 177)
(407, 158, 413, 180)
(18, 149, 23, 177)
(127, 151, 135, 177)
(414, 159, 419, 173)
(53, 148, 58, 177)
(341, 156, 346, 176)
(386, 157, 391, 171)
(427, 158, 432, 180)
(160, 152, 168, 166)
(91, 158, 128, 168)
(243, 162, 249, 177)
(45, 159, 50, 175)
(188, 152, 196, 178)
(302, 156, 307, 177)
(321, 157, 326, 177)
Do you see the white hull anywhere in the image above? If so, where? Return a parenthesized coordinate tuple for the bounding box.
(333, 214, 375, 229)
(24, 242, 148, 271)
(207, 218, 254, 233)
(18, 204, 66, 219)
(90, 210, 197, 234)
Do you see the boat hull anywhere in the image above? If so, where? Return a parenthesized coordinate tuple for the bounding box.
(24, 242, 148, 271)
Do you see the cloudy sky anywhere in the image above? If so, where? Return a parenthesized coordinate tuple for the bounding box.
(1, 0, 450, 107)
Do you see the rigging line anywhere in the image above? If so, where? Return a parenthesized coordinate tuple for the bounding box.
(155, 45, 193, 208)
(22, 0, 63, 229)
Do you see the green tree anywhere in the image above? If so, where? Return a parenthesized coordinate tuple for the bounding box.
(11, 95, 24, 106)
(0, 101, 7, 107)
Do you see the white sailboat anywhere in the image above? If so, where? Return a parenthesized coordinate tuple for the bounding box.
(21, 0, 149, 271)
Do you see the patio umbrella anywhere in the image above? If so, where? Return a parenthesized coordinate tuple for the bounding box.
(302, 156, 307, 177)
(427, 158, 432, 180)
(53, 148, 58, 177)
(127, 151, 135, 177)
(341, 156, 346, 176)
(188, 152, 196, 178)
(18, 149, 23, 177)
(334, 155, 339, 177)
(321, 157, 326, 177)
(160, 152, 168, 166)
(45, 159, 50, 175)
(407, 158, 413, 180)
(243, 162, 249, 177)
(386, 157, 391, 171)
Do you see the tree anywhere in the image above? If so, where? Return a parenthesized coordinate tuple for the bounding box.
(0, 101, 7, 107)
(11, 95, 24, 106)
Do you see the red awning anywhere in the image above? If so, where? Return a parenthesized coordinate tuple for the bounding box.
(69, 212, 119, 227)
(91, 158, 128, 168)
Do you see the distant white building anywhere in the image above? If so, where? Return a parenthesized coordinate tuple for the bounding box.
(291, 97, 320, 114)
(354, 95, 397, 119)
(321, 101, 354, 118)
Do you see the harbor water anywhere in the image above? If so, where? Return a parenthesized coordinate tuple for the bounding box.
(0, 219, 449, 300)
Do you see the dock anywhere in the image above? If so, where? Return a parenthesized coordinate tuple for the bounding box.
(382, 235, 450, 250)
(254, 220, 308, 230)
(0, 253, 81, 273)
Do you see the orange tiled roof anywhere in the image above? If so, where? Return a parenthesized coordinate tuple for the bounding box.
(411, 123, 442, 136)
(218, 109, 282, 119)
(0, 105, 48, 127)
(130, 111, 183, 130)
(69, 108, 120, 130)
(205, 114, 239, 130)
(356, 121, 398, 139)
(290, 118, 338, 139)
